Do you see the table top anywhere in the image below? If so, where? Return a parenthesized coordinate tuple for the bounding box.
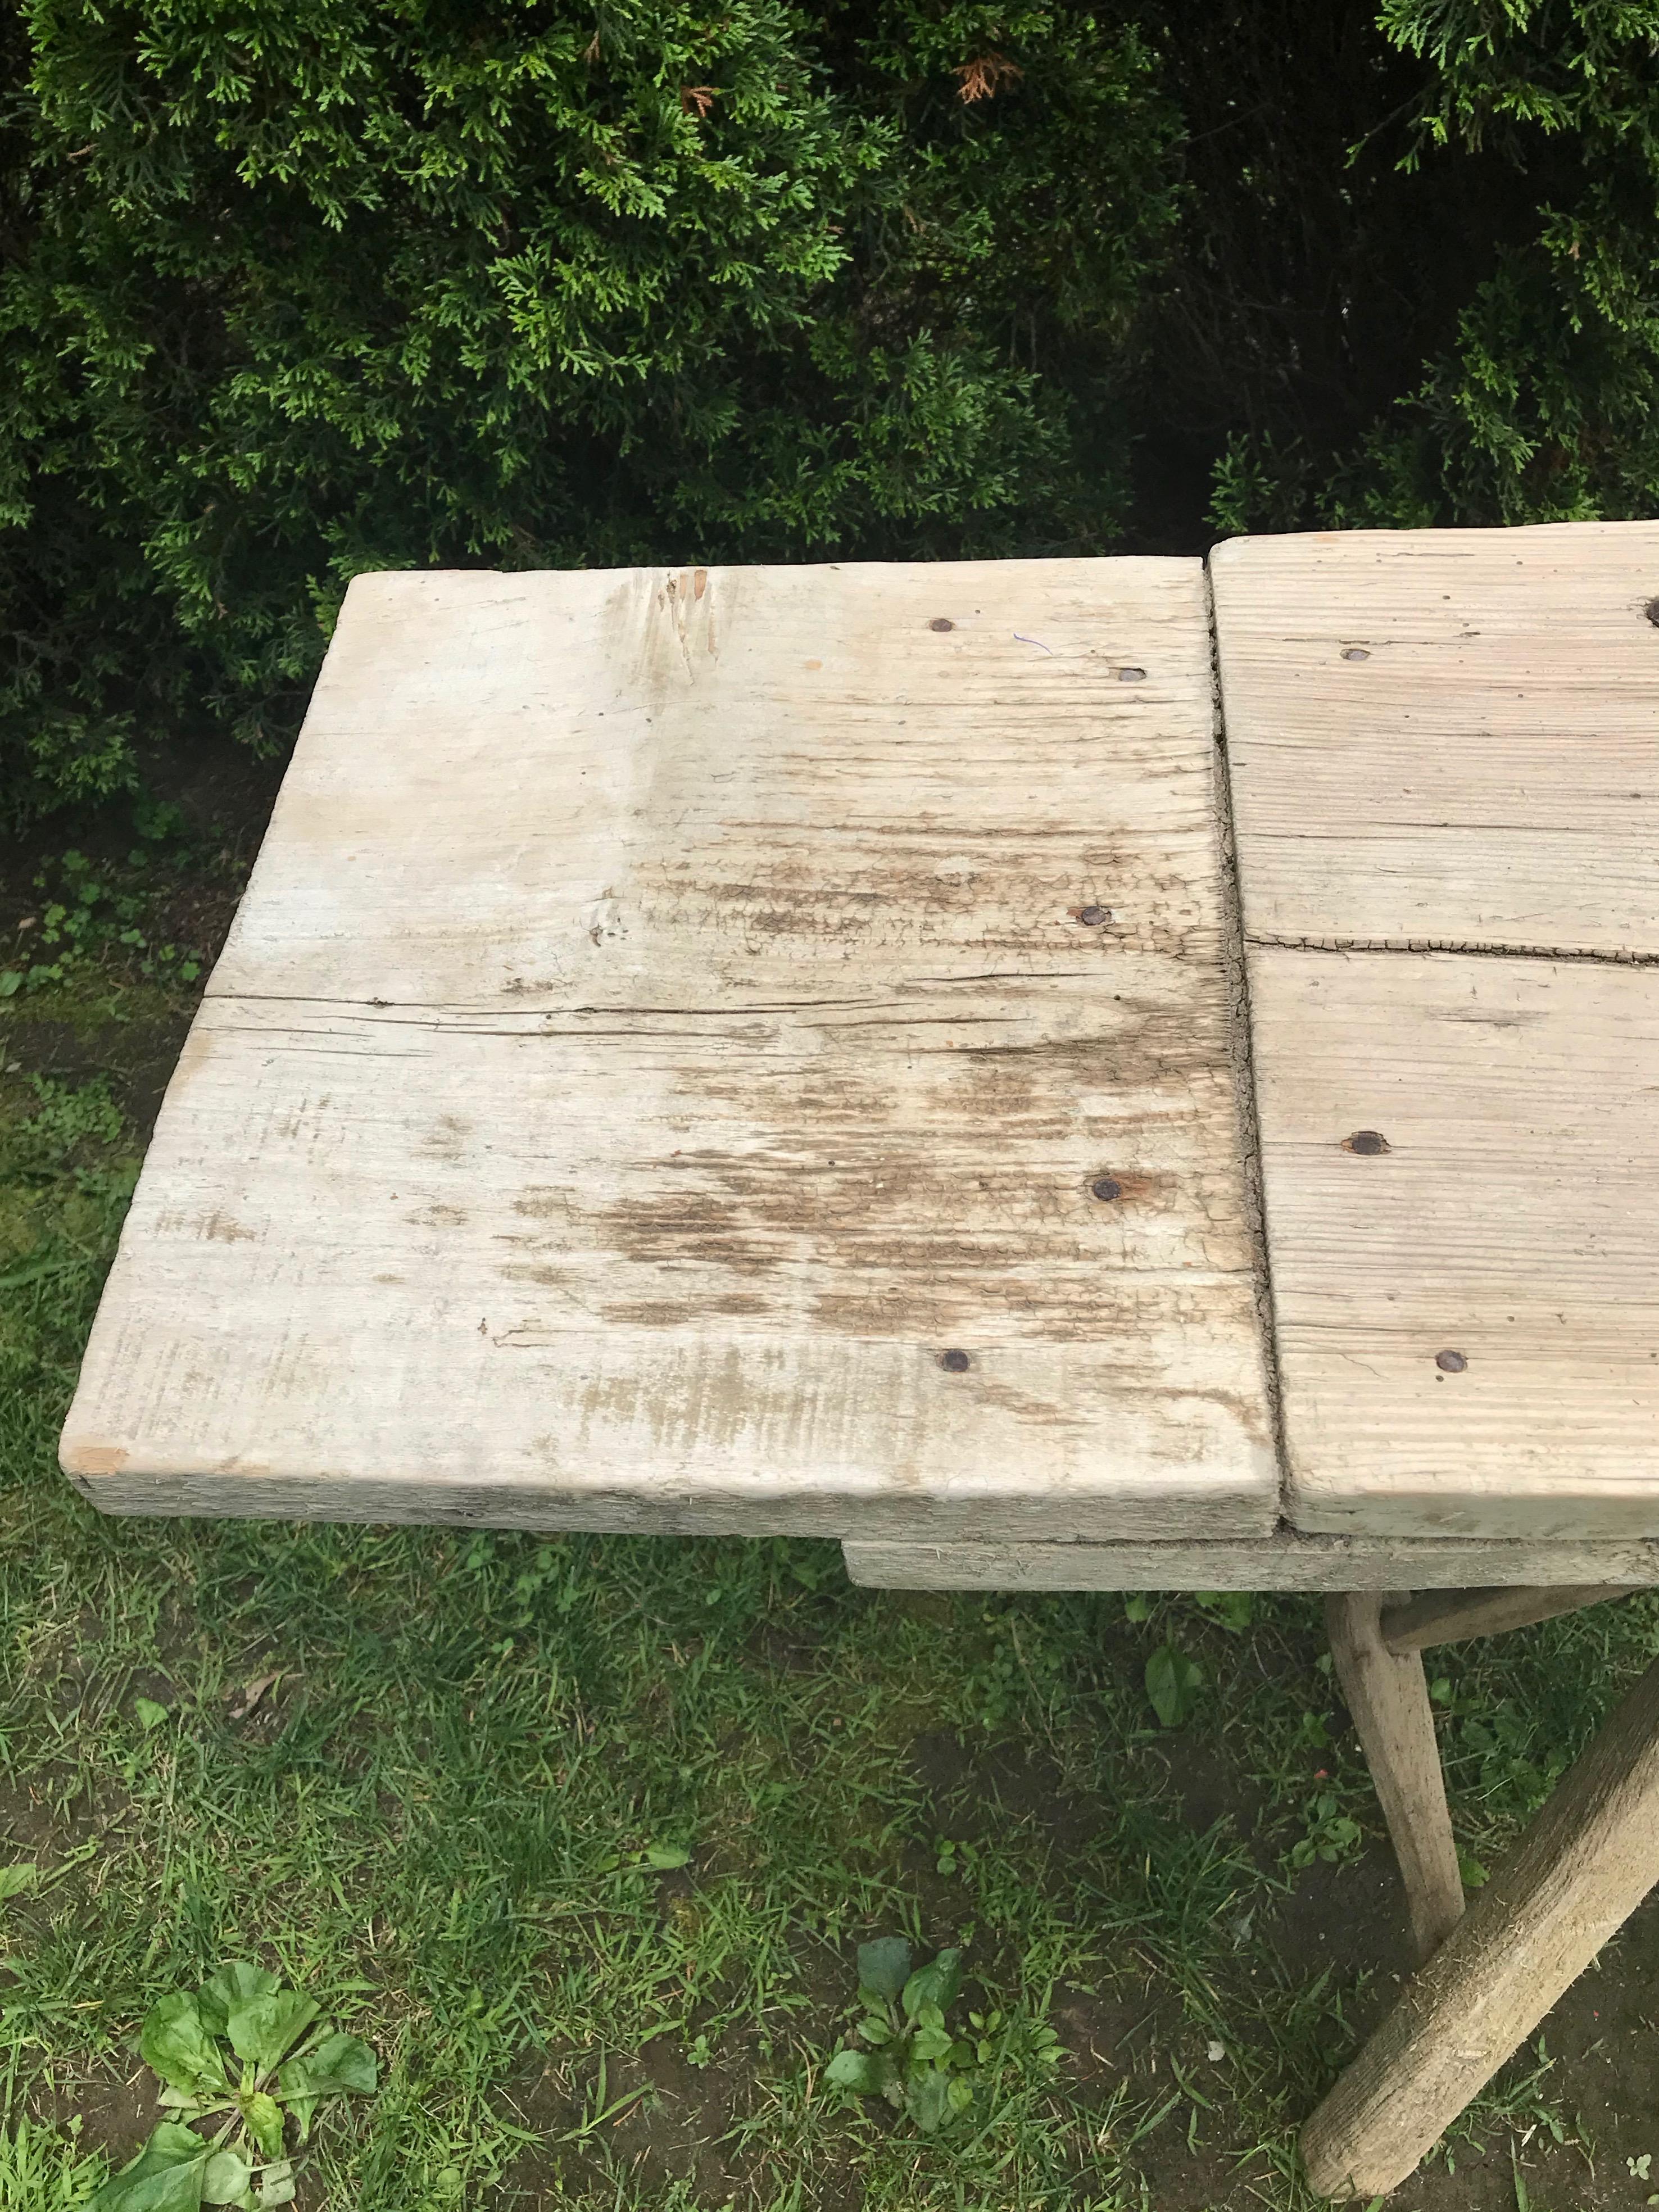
(60, 527, 1659, 1547)
(1214, 523, 1659, 1538)
(60, 559, 1278, 1539)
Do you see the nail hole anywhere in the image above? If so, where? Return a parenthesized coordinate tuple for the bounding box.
(1646, 599, 1659, 628)
(1435, 1349, 1467, 1374)
(1341, 647, 1370, 661)
(939, 1348, 972, 1372)
(1343, 1130, 1390, 1155)
(1077, 904, 1109, 926)
(930, 617, 955, 632)
(1117, 665, 1146, 682)
(1090, 1176, 1123, 1202)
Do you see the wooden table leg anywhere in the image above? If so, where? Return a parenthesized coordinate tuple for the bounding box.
(1381, 1585, 1637, 1653)
(1326, 1592, 1465, 1964)
(1302, 1651, 1659, 2200)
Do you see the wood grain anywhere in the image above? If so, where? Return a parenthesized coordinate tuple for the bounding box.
(1327, 1592, 1464, 1964)
(1253, 948, 1659, 1536)
(838, 1533, 1659, 1590)
(1212, 522, 1659, 957)
(1381, 1585, 1636, 1652)
(62, 560, 1277, 1539)
(1301, 1652, 1659, 2199)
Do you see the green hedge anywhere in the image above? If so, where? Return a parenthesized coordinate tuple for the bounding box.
(2, 1, 1657, 821)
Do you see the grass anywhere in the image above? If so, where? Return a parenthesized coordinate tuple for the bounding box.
(4, 817, 1659, 2210)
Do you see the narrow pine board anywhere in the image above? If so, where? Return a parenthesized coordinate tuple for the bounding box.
(1253, 949, 1659, 1536)
(840, 1534, 1659, 1592)
(62, 560, 1277, 1539)
(1212, 523, 1659, 958)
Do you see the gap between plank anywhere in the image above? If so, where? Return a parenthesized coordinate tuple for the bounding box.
(1204, 560, 1291, 1481)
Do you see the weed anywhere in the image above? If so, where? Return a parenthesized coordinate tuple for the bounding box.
(1288, 1793, 1364, 1870)
(825, 1940, 976, 2133)
(94, 1964, 376, 2210)
(1145, 1643, 1204, 1728)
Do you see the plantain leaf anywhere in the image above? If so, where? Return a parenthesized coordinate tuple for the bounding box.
(825, 2049, 885, 2095)
(240, 2091, 285, 2161)
(88, 2121, 210, 2211)
(278, 2032, 377, 2140)
(901, 1948, 963, 2021)
(854, 1937, 910, 2003)
(905, 2068, 953, 2134)
(1145, 1642, 1204, 1728)
(201, 2150, 252, 2206)
(226, 1991, 318, 2071)
(139, 1997, 228, 2098)
(197, 1965, 279, 2038)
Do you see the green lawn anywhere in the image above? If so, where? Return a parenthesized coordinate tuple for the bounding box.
(4, 828, 1659, 2211)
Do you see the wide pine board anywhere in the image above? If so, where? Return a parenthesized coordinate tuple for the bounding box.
(1215, 522, 1659, 1540)
(1212, 523, 1659, 958)
(1251, 949, 1659, 1535)
(61, 561, 1277, 1539)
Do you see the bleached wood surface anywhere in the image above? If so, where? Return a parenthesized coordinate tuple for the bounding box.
(1327, 1592, 1465, 1963)
(1380, 1585, 1634, 1653)
(1212, 523, 1659, 957)
(839, 1532, 1659, 1590)
(62, 561, 1277, 1539)
(1253, 948, 1659, 1535)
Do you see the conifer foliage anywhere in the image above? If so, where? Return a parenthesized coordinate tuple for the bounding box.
(1, 2, 1656, 819)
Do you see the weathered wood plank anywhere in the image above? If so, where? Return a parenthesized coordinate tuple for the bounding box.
(63, 561, 1277, 1538)
(1252, 948, 1659, 1536)
(214, 562, 1238, 1005)
(1381, 1585, 1636, 1652)
(1327, 1593, 1464, 1963)
(1212, 522, 1659, 958)
(1301, 1652, 1659, 2199)
(838, 1534, 1659, 1591)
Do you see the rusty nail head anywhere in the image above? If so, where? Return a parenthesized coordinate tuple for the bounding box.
(1091, 1176, 1123, 1202)
(1117, 665, 1146, 682)
(1341, 646, 1370, 661)
(930, 617, 955, 632)
(1345, 1129, 1390, 1155)
(939, 1348, 972, 1372)
(1078, 904, 1108, 926)
(1435, 1349, 1467, 1373)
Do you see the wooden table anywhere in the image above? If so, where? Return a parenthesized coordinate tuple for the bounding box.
(61, 524, 1659, 2197)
